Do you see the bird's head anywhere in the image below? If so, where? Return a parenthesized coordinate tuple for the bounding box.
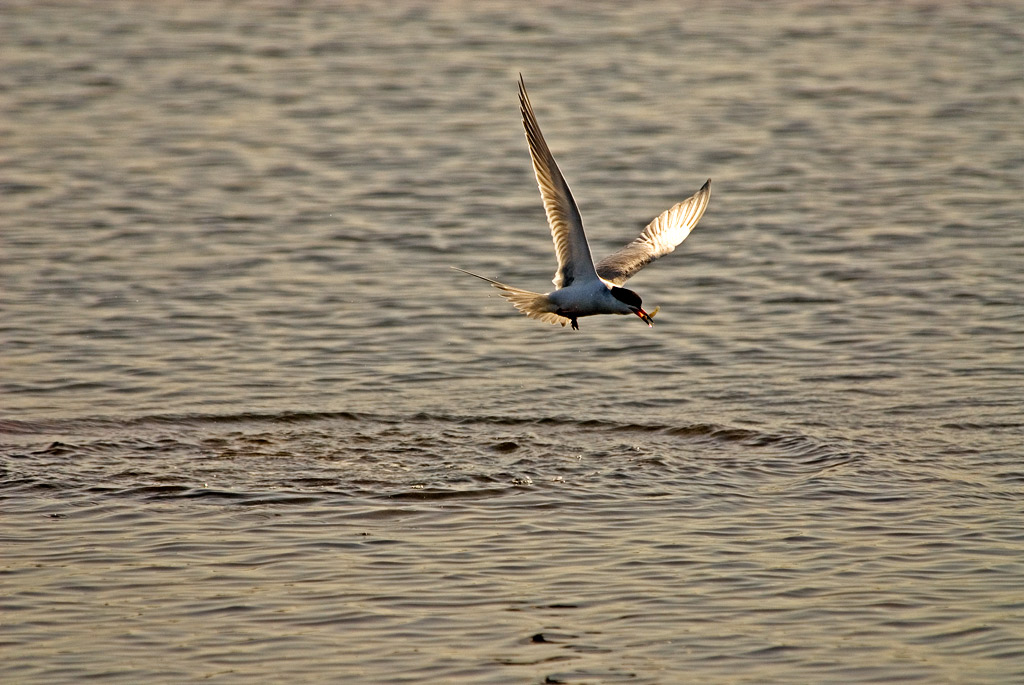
(610, 286, 653, 327)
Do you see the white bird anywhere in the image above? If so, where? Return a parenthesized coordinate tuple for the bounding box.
(454, 75, 711, 331)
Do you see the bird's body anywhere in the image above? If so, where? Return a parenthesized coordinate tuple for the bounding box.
(550, 280, 632, 318)
(455, 75, 711, 330)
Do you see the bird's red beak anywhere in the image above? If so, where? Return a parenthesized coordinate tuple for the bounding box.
(636, 308, 654, 327)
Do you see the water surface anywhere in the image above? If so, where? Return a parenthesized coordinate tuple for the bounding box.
(2, 2, 1023, 683)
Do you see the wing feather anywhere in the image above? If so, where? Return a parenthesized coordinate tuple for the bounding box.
(595, 179, 711, 286)
(518, 76, 598, 290)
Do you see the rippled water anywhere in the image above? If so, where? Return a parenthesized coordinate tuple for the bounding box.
(3, 1, 1023, 683)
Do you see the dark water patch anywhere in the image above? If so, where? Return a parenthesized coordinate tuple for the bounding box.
(384, 486, 516, 502)
(1, 407, 871, 522)
(2, 408, 832, 453)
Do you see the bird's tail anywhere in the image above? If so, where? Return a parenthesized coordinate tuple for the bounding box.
(451, 267, 570, 327)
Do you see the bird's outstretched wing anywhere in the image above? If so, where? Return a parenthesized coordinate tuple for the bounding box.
(595, 179, 711, 286)
(519, 75, 599, 290)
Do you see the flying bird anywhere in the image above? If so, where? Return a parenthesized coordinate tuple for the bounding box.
(454, 75, 710, 331)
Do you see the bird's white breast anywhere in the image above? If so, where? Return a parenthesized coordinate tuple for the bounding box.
(548, 281, 632, 316)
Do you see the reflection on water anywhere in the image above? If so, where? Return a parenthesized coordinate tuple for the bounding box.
(2, 1, 1022, 683)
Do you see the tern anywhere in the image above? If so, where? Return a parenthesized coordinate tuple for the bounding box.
(455, 75, 711, 331)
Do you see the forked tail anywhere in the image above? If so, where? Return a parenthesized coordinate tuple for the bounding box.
(451, 267, 570, 327)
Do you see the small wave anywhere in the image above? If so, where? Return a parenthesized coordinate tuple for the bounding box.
(383, 486, 516, 501)
(2, 408, 857, 463)
(1, 407, 865, 509)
